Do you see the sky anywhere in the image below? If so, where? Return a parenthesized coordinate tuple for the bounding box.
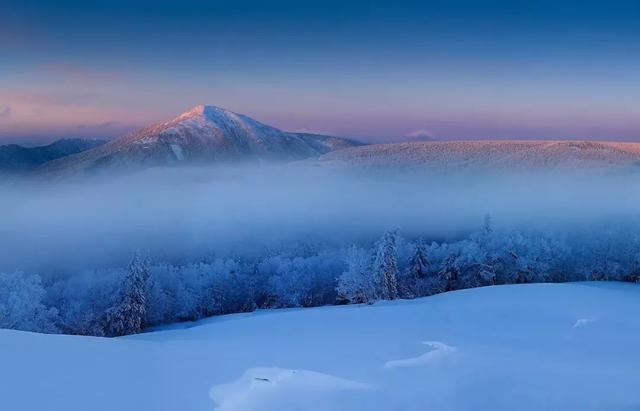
(0, 0, 639, 144)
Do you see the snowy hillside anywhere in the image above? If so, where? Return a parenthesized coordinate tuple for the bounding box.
(38, 105, 360, 175)
(2, 282, 640, 411)
(318, 140, 640, 171)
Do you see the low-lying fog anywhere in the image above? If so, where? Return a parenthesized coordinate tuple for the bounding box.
(1, 164, 639, 275)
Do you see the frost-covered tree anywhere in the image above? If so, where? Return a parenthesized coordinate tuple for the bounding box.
(372, 231, 399, 300)
(336, 246, 375, 304)
(266, 257, 316, 308)
(260, 250, 341, 308)
(216, 261, 258, 314)
(0, 271, 59, 333)
(12, 217, 640, 336)
(105, 253, 151, 336)
(408, 240, 429, 281)
(499, 230, 563, 284)
(454, 240, 492, 289)
(437, 253, 460, 293)
(401, 240, 429, 297)
(588, 242, 622, 281)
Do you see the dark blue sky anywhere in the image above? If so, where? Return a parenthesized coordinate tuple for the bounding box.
(1, 0, 639, 143)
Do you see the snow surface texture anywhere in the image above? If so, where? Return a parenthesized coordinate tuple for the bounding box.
(210, 368, 371, 411)
(383, 341, 458, 369)
(2, 282, 640, 411)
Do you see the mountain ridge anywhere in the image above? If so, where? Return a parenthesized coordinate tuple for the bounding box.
(0, 138, 106, 174)
(317, 140, 640, 171)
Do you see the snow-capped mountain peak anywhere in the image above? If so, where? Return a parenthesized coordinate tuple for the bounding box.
(174, 104, 242, 123)
(178, 104, 209, 117)
(37, 104, 362, 175)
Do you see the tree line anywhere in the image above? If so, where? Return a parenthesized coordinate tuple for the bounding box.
(2, 216, 640, 336)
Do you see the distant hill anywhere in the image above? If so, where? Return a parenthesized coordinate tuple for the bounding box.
(39, 105, 363, 175)
(0, 139, 106, 173)
(317, 140, 640, 171)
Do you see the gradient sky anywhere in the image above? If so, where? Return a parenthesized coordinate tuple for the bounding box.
(1, 0, 639, 144)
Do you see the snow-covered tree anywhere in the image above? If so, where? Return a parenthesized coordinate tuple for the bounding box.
(216, 260, 258, 314)
(401, 239, 429, 297)
(437, 253, 460, 293)
(260, 249, 341, 308)
(0, 271, 59, 333)
(372, 231, 399, 300)
(105, 253, 151, 336)
(11, 217, 640, 336)
(336, 245, 376, 304)
(408, 240, 429, 281)
(498, 230, 563, 284)
(266, 256, 317, 308)
(454, 240, 493, 289)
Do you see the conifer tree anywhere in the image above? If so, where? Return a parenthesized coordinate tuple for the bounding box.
(372, 231, 399, 300)
(105, 253, 151, 336)
(404, 240, 429, 297)
(437, 254, 460, 293)
(408, 240, 429, 282)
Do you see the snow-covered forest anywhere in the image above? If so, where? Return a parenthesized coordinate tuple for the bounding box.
(3, 214, 640, 336)
(2, 165, 640, 336)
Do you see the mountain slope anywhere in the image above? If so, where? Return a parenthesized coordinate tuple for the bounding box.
(318, 140, 640, 171)
(39, 105, 362, 175)
(1, 282, 639, 411)
(0, 139, 105, 173)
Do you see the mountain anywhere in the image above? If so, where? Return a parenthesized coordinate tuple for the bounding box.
(39, 105, 362, 175)
(0, 138, 105, 173)
(317, 140, 640, 171)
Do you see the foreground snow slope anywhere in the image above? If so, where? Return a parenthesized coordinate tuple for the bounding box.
(2, 282, 640, 411)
